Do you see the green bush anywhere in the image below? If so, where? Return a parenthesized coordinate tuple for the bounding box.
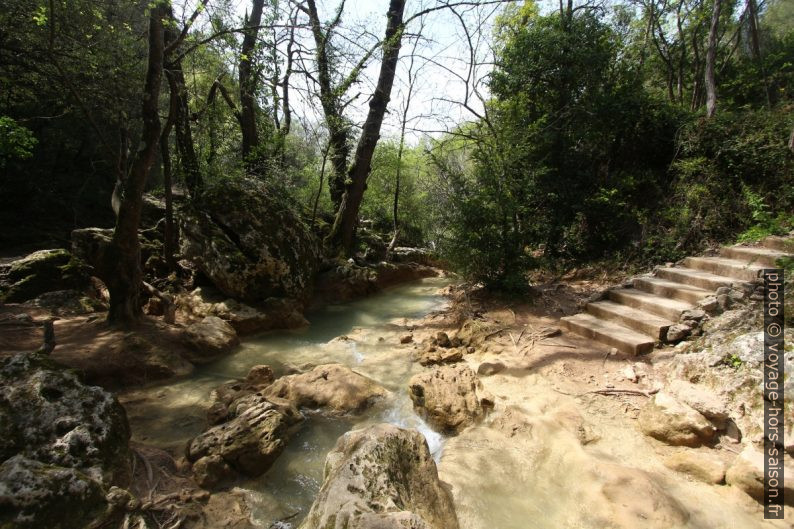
(652, 107, 793, 256)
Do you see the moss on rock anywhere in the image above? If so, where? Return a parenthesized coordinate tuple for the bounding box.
(179, 177, 320, 303)
(0, 249, 90, 303)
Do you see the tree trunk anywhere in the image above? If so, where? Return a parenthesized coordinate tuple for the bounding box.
(240, 0, 266, 166)
(705, 0, 722, 118)
(389, 32, 421, 255)
(161, 81, 177, 271)
(747, 0, 772, 107)
(164, 15, 201, 197)
(105, 5, 165, 324)
(306, 0, 351, 212)
(167, 66, 201, 196)
(325, 0, 406, 256)
(312, 143, 331, 225)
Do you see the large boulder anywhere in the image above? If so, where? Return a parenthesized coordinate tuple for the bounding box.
(0, 352, 131, 528)
(300, 424, 459, 529)
(0, 249, 90, 303)
(183, 316, 240, 363)
(637, 391, 716, 447)
(263, 364, 389, 415)
(186, 395, 302, 487)
(408, 365, 493, 434)
(179, 177, 320, 303)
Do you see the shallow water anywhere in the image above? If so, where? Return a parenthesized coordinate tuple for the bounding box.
(121, 276, 454, 528)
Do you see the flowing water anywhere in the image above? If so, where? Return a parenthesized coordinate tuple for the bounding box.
(121, 276, 454, 528)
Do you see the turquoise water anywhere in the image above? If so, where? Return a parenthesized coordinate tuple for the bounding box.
(121, 276, 454, 527)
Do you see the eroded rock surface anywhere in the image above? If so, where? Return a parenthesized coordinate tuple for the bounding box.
(300, 424, 459, 529)
(180, 177, 320, 303)
(0, 352, 131, 528)
(187, 395, 302, 487)
(183, 316, 240, 363)
(409, 365, 493, 433)
(725, 445, 794, 505)
(263, 363, 389, 415)
(0, 249, 90, 303)
(637, 391, 716, 447)
(177, 287, 308, 335)
(663, 450, 727, 484)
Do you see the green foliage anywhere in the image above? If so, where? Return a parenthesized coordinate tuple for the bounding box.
(435, 11, 682, 289)
(737, 187, 793, 242)
(723, 354, 743, 369)
(0, 116, 37, 168)
(656, 107, 793, 256)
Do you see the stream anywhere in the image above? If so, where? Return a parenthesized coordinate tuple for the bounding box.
(120, 276, 455, 528)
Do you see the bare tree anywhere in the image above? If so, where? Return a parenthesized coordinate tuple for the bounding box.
(325, 0, 407, 255)
(388, 22, 425, 254)
(705, 0, 722, 117)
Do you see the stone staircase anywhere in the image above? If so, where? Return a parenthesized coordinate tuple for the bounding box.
(560, 236, 793, 355)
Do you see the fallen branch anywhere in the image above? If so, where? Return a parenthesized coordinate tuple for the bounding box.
(578, 388, 659, 398)
(537, 341, 577, 349)
(483, 328, 507, 341)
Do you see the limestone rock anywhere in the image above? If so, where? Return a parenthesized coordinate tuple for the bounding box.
(191, 454, 235, 489)
(0, 249, 90, 303)
(0, 353, 130, 482)
(313, 260, 437, 305)
(390, 247, 435, 265)
(667, 380, 729, 427)
(264, 364, 389, 415)
(31, 289, 106, 316)
(637, 391, 716, 447)
(177, 288, 308, 335)
(664, 451, 727, 484)
(409, 365, 491, 433)
(698, 296, 719, 313)
(680, 309, 706, 322)
(435, 332, 451, 348)
(179, 177, 320, 303)
(184, 316, 240, 363)
(400, 334, 414, 344)
(187, 396, 302, 482)
(665, 324, 691, 343)
(0, 455, 108, 529)
(208, 365, 276, 424)
(477, 362, 506, 376)
(300, 424, 459, 529)
(725, 445, 794, 505)
(245, 365, 275, 386)
(0, 353, 131, 528)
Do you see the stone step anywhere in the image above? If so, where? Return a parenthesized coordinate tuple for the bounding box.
(586, 300, 674, 341)
(634, 277, 712, 304)
(682, 256, 763, 282)
(761, 236, 794, 253)
(656, 266, 736, 291)
(560, 313, 655, 355)
(609, 288, 692, 321)
(720, 245, 789, 268)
